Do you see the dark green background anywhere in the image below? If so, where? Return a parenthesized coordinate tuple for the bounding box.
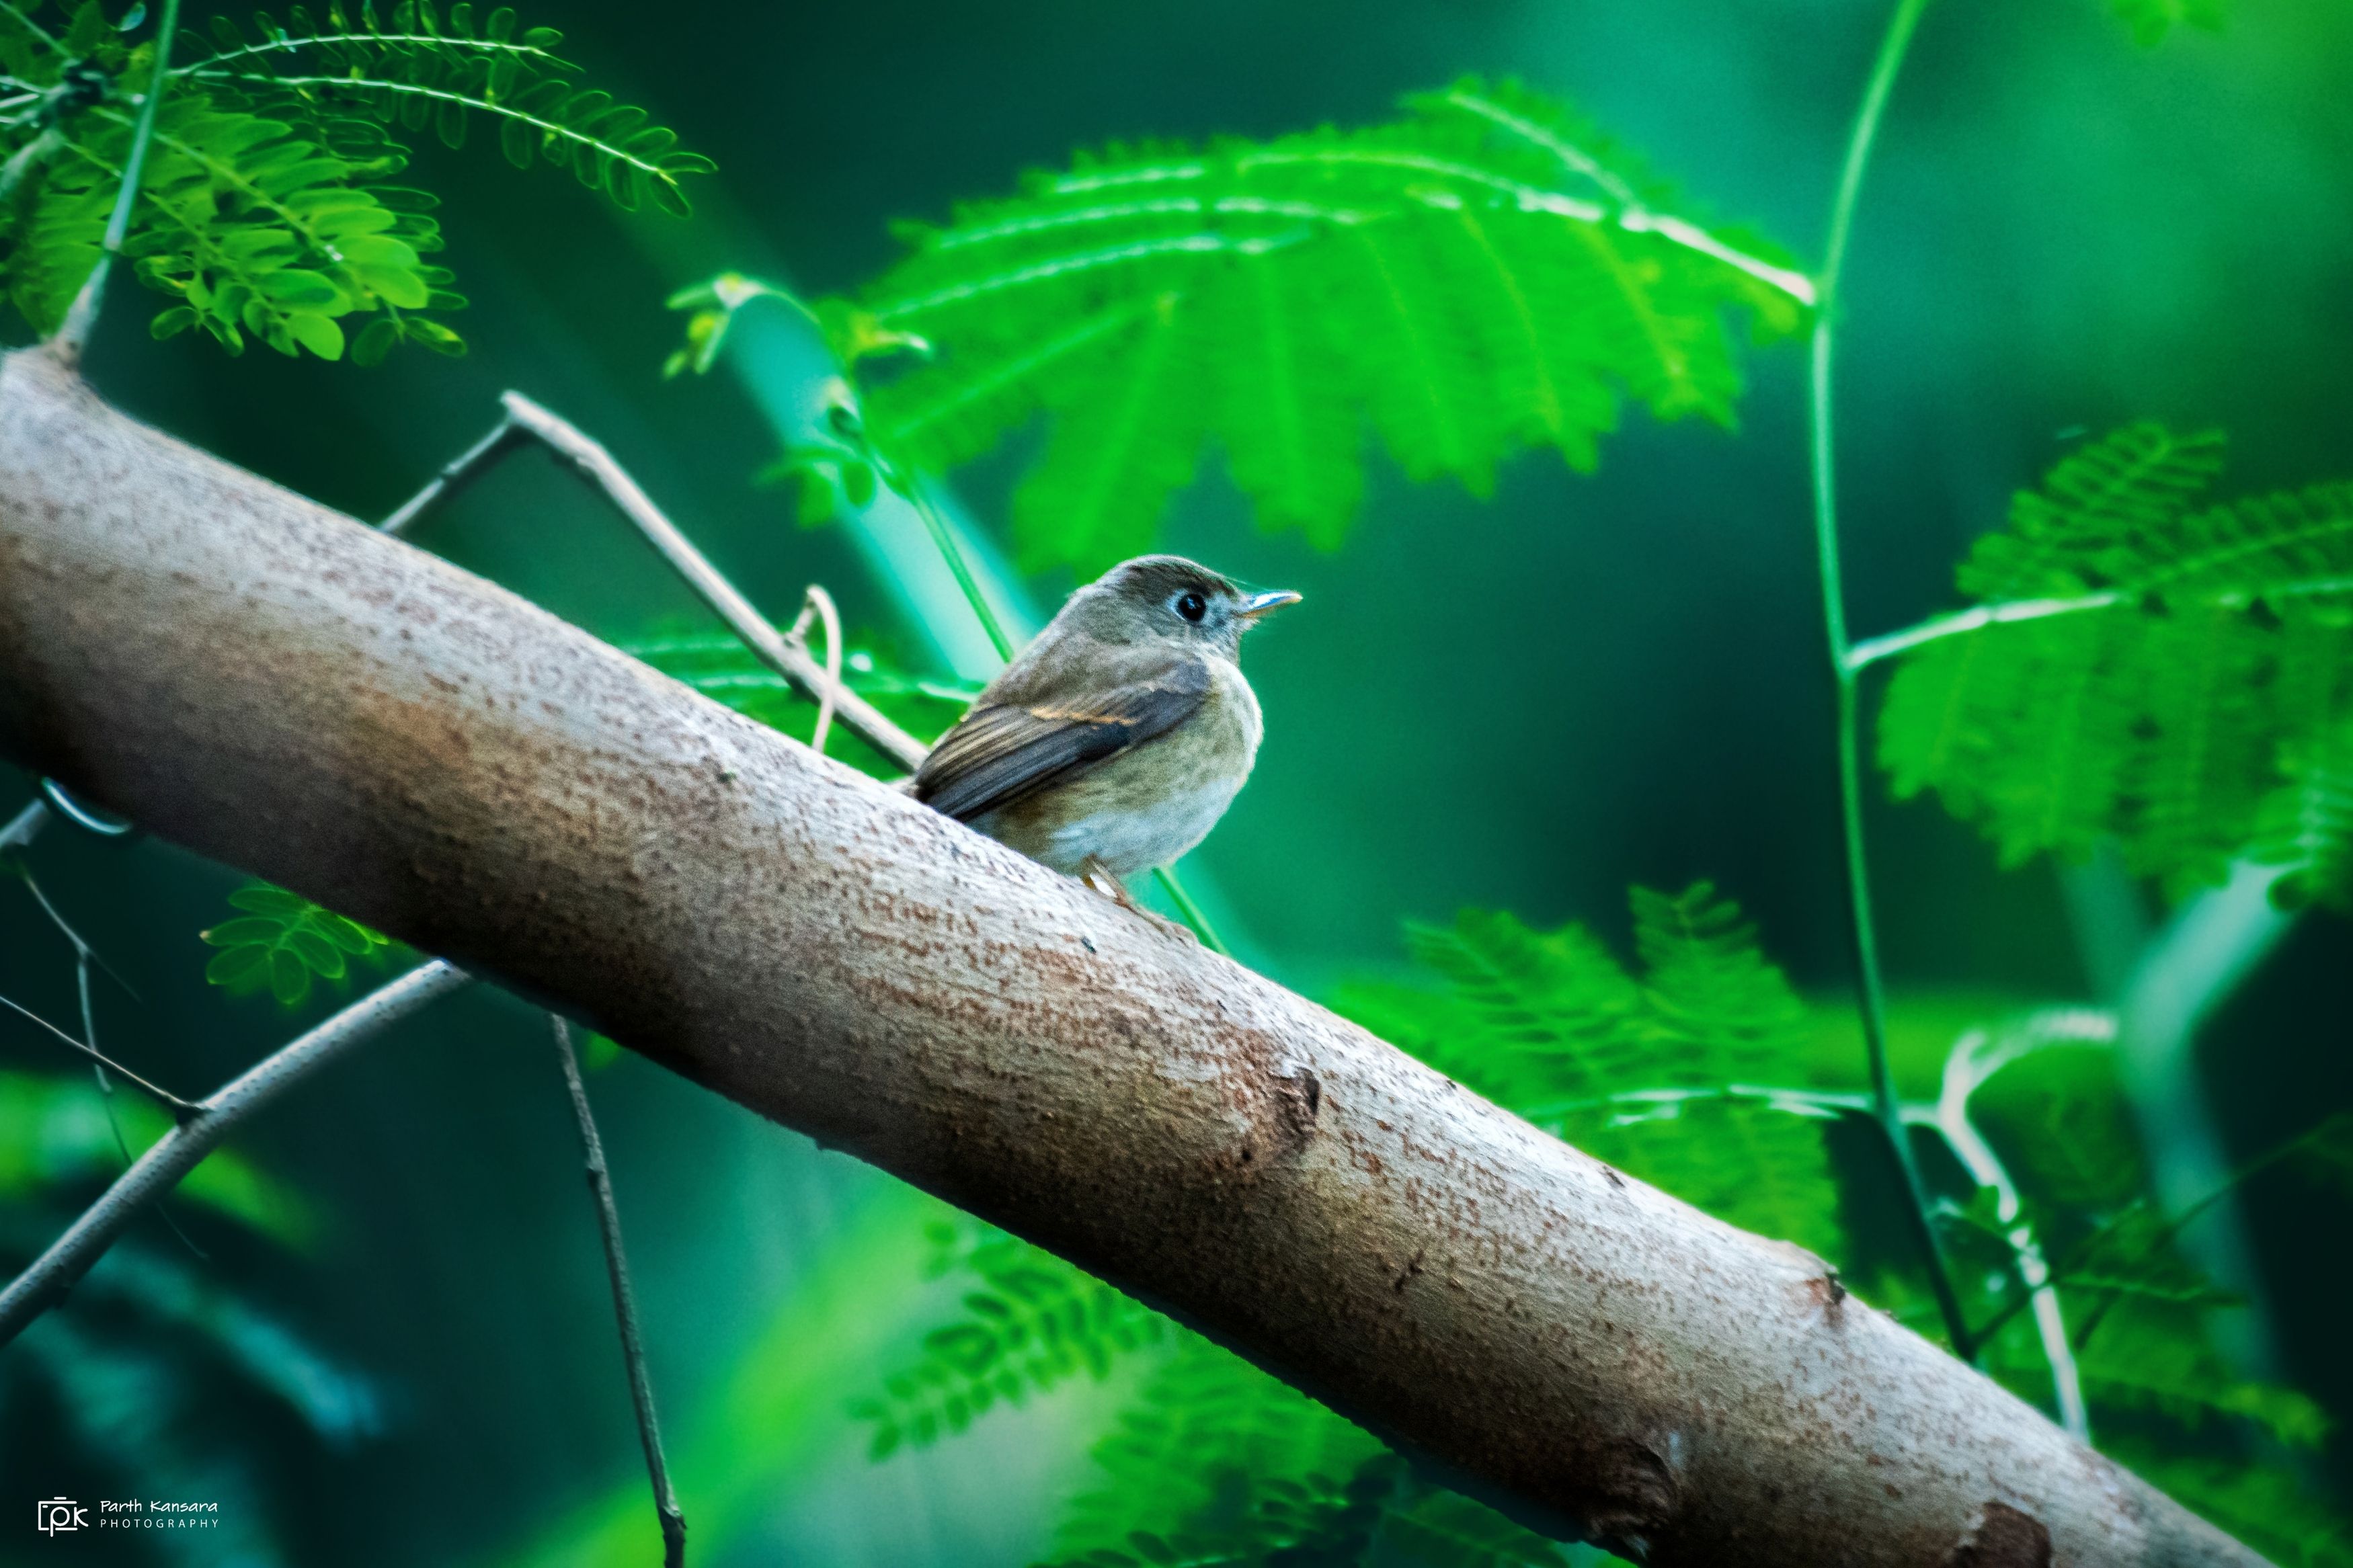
(3, 0, 2349, 1562)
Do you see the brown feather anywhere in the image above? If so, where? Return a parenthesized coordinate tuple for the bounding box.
(913, 655, 1211, 823)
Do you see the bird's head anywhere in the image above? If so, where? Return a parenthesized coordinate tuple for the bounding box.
(1069, 554, 1301, 659)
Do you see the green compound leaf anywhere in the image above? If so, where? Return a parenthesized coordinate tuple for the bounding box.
(849, 75, 1808, 573)
(852, 1224, 1168, 1460)
(174, 1, 715, 216)
(1, 2, 707, 358)
(201, 881, 391, 1006)
(1332, 883, 1843, 1263)
(1878, 423, 2353, 908)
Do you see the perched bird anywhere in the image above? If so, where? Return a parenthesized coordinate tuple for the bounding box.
(912, 554, 1300, 905)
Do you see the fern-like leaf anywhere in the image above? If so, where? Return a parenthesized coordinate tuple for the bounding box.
(1879, 423, 2353, 905)
(848, 1225, 1167, 1458)
(1, 1, 705, 355)
(1051, 1336, 1382, 1557)
(1332, 884, 1843, 1260)
(173, 1, 713, 215)
(850, 77, 1808, 572)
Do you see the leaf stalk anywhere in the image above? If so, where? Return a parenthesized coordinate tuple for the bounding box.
(52, 0, 181, 360)
(1806, 0, 1973, 1355)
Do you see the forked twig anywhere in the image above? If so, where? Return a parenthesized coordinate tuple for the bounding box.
(552, 1017, 687, 1568)
(0, 961, 473, 1346)
(496, 391, 926, 772)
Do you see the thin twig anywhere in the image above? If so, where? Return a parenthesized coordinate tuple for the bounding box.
(0, 989, 198, 1115)
(551, 1017, 687, 1568)
(1804, 0, 1969, 1354)
(787, 584, 843, 757)
(1932, 1013, 2102, 1432)
(0, 961, 471, 1346)
(1845, 591, 2121, 671)
(904, 477, 1014, 665)
(0, 798, 48, 853)
(51, 0, 182, 360)
(1151, 866, 1230, 957)
(378, 415, 523, 538)
(497, 390, 926, 772)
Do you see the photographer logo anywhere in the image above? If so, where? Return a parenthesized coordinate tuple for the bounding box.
(35, 1498, 86, 1536)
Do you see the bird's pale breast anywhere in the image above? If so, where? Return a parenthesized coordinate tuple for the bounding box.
(975, 656, 1262, 876)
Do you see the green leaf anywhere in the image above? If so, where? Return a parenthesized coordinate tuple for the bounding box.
(852, 1223, 1171, 1458)
(285, 309, 345, 358)
(849, 75, 1807, 573)
(201, 880, 392, 1006)
(1332, 884, 1843, 1261)
(173, 7, 713, 217)
(1879, 423, 2353, 906)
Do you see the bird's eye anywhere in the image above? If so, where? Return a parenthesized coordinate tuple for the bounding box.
(1174, 591, 1208, 623)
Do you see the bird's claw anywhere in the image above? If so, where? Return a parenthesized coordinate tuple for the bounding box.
(1077, 857, 1196, 944)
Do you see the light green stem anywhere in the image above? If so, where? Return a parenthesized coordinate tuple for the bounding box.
(1152, 866, 1231, 957)
(904, 479, 1015, 665)
(1807, 0, 1972, 1356)
(53, 0, 182, 356)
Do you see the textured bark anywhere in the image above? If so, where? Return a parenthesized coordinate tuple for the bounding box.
(0, 346, 2264, 1567)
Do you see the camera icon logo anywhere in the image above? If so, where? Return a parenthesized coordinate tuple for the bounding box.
(35, 1498, 87, 1536)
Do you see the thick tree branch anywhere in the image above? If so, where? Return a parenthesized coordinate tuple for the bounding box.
(0, 347, 2262, 1567)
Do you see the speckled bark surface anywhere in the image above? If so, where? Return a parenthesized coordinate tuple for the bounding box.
(0, 347, 2267, 1567)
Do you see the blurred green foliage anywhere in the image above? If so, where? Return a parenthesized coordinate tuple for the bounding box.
(1879, 423, 2353, 909)
(4, 0, 2352, 1563)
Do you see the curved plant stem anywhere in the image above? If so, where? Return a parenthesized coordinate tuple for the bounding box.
(1806, 0, 1971, 1355)
(52, 0, 181, 359)
(1151, 864, 1231, 956)
(904, 478, 1016, 665)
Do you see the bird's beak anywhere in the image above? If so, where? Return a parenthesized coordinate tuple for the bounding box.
(1237, 589, 1303, 619)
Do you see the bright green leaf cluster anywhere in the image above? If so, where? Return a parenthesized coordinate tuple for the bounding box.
(200, 880, 391, 1005)
(177, 1, 715, 216)
(1878, 423, 2353, 907)
(0, 0, 709, 358)
(846, 77, 1809, 573)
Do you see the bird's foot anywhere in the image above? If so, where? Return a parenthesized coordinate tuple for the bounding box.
(1078, 856, 1197, 944)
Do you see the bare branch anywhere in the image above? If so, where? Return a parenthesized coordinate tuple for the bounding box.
(553, 1017, 687, 1568)
(499, 390, 926, 772)
(0, 960, 473, 1344)
(0, 987, 198, 1115)
(378, 417, 525, 538)
(0, 346, 2267, 1565)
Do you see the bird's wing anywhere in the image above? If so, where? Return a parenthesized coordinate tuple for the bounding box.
(912, 656, 1211, 823)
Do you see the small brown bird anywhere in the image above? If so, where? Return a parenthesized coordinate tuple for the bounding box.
(912, 555, 1300, 904)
